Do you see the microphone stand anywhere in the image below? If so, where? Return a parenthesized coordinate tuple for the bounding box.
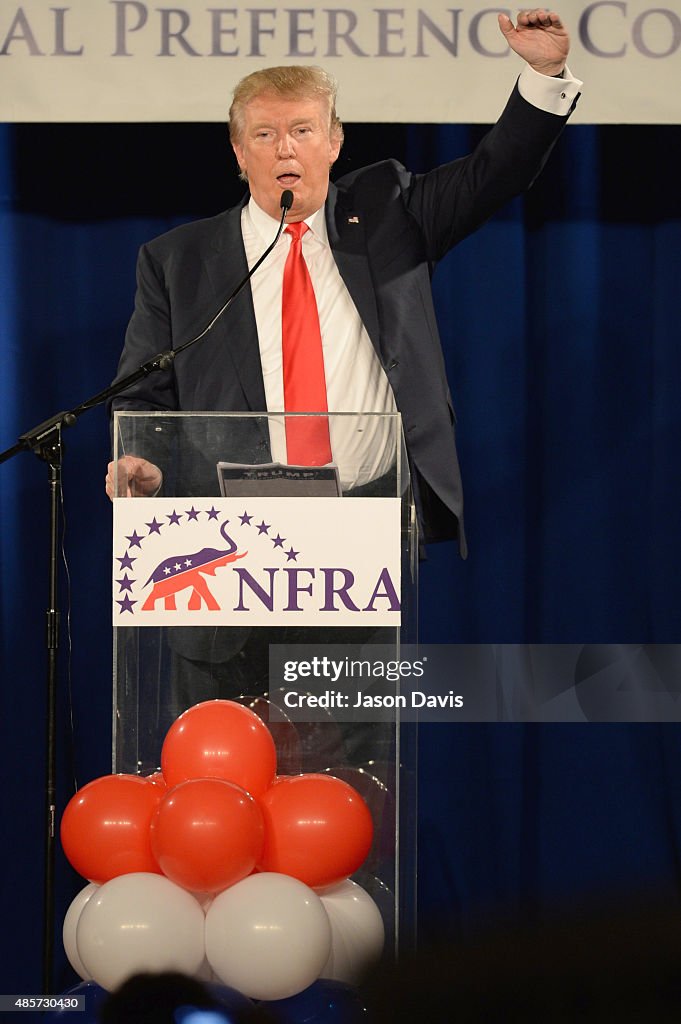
(0, 191, 293, 993)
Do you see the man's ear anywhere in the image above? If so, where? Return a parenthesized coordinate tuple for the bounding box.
(329, 130, 342, 167)
(232, 142, 245, 174)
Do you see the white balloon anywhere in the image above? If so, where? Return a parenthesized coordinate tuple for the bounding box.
(76, 872, 206, 991)
(205, 872, 331, 1000)
(320, 879, 385, 985)
(63, 882, 99, 980)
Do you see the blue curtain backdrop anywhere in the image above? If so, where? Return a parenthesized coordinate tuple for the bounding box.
(1, 111, 681, 995)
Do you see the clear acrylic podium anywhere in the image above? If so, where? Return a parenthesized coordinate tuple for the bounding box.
(112, 410, 418, 956)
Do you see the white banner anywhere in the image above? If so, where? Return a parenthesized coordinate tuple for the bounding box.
(1, 1, 679, 124)
(112, 496, 401, 627)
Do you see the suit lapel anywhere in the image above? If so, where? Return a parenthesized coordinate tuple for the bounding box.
(325, 184, 381, 351)
(202, 198, 267, 412)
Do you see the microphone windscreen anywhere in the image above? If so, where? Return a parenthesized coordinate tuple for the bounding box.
(280, 189, 294, 211)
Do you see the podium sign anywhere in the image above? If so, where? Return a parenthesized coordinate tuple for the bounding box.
(113, 496, 401, 627)
(112, 411, 417, 956)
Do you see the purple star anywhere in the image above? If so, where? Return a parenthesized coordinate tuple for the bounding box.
(126, 530, 144, 549)
(185, 506, 199, 521)
(206, 506, 219, 521)
(167, 510, 182, 525)
(239, 511, 253, 526)
(285, 547, 299, 562)
(272, 534, 285, 548)
(117, 574, 134, 593)
(146, 518, 163, 535)
(117, 595, 136, 614)
(257, 521, 270, 535)
(117, 552, 136, 570)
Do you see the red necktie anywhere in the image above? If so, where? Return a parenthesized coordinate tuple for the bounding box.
(281, 222, 332, 466)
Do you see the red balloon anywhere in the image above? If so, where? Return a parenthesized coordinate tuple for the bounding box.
(257, 774, 374, 889)
(322, 765, 395, 874)
(161, 700, 277, 796)
(150, 778, 265, 893)
(60, 774, 162, 883)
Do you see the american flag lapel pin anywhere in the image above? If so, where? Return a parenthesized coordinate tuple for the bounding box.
(347, 215, 360, 224)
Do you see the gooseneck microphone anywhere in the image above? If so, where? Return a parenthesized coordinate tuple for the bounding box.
(76, 190, 295, 415)
(157, 188, 294, 370)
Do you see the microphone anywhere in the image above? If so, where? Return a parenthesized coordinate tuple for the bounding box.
(157, 189, 294, 370)
(85, 191, 298, 427)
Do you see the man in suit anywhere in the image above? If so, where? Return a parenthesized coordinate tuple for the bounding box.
(107, 9, 580, 558)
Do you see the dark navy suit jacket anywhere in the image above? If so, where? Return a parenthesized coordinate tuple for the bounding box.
(112, 84, 577, 554)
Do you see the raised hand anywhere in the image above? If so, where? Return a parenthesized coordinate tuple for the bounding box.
(498, 9, 570, 77)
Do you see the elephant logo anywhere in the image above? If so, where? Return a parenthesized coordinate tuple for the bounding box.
(141, 520, 246, 611)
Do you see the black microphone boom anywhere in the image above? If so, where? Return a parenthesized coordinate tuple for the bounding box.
(157, 188, 294, 370)
(26, 190, 296, 427)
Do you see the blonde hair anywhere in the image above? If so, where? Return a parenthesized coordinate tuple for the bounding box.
(228, 65, 344, 148)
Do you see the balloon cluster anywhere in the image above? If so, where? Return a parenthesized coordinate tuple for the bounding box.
(60, 700, 385, 1001)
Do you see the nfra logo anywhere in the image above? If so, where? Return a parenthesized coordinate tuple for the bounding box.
(231, 565, 400, 614)
(138, 521, 399, 614)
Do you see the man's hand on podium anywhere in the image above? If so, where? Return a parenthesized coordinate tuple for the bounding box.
(106, 456, 162, 500)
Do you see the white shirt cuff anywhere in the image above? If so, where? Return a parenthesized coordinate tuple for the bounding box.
(517, 63, 582, 116)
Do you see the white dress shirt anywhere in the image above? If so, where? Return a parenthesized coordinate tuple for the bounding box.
(242, 200, 398, 490)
